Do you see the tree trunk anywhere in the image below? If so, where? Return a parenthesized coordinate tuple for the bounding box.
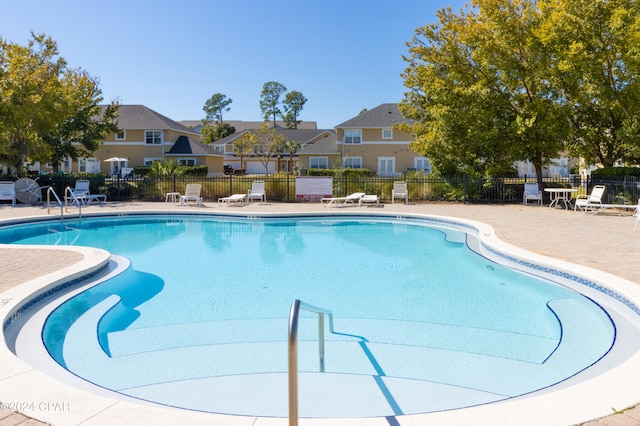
(534, 163, 544, 189)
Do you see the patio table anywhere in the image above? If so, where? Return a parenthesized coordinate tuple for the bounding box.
(544, 188, 578, 210)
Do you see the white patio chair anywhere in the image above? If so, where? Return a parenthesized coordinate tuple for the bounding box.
(247, 181, 266, 203)
(68, 180, 107, 205)
(523, 182, 542, 206)
(574, 185, 605, 212)
(0, 181, 16, 206)
(180, 184, 203, 206)
(392, 181, 408, 204)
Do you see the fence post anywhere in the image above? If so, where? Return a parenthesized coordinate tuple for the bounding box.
(229, 173, 233, 196)
(463, 174, 467, 204)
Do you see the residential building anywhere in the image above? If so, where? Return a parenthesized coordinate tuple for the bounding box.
(36, 105, 222, 175)
(298, 103, 430, 176)
(211, 128, 335, 174)
(181, 120, 318, 134)
(91, 105, 223, 175)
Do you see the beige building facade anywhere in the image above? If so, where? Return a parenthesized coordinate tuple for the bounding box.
(298, 103, 430, 176)
(42, 105, 223, 176)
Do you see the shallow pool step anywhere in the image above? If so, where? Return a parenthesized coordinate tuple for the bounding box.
(59, 295, 613, 418)
(106, 316, 559, 363)
(63, 298, 565, 397)
(121, 371, 507, 418)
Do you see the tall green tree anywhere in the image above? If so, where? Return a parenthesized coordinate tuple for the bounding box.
(253, 124, 285, 175)
(0, 33, 67, 170)
(400, 0, 571, 183)
(0, 32, 116, 172)
(283, 90, 307, 129)
(259, 81, 287, 127)
(42, 70, 119, 173)
(201, 122, 236, 144)
(539, 0, 640, 167)
(202, 93, 232, 125)
(232, 131, 257, 171)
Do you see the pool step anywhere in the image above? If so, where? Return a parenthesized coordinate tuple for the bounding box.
(106, 316, 559, 363)
(58, 296, 613, 417)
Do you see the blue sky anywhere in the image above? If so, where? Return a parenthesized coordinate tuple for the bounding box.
(1, 0, 465, 129)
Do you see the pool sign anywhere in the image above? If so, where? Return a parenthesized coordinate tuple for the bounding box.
(295, 176, 332, 202)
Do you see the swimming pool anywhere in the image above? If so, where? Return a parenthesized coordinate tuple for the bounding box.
(1, 213, 633, 420)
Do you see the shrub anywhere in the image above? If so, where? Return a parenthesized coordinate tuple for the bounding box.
(591, 166, 640, 179)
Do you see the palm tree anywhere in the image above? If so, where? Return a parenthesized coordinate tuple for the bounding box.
(150, 160, 185, 177)
(281, 140, 301, 173)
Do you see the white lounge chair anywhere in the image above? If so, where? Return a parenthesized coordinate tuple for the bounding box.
(574, 185, 605, 212)
(0, 181, 16, 206)
(523, 182, 542, 206)
(180, 184, 203, 206)
(359, 194, 380, 206)
(635, 199, 640, 232)
(247, 181, 266, 203)
(68, 180, 107, 205)
(392, 181, 408, 204)
(218, 194, 246, 205)
(321, 192, 365, 207)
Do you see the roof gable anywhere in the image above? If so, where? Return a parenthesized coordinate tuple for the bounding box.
(298, 134, 339, 155)
(166, 135, 218, 156)
(105, 105, 200, 136)
(212, 128, 335, 146)
(335, 103, 411, 128)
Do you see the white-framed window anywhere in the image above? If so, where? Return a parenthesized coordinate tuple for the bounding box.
(115, 130, 126, 140)
(61, 158, 72, 174)
(378, 157, 396, 176)
(382, 129, 393, 139)
(178, 158, 196, 166)
(343, 157, 362, 168)
(145, 130, 162, 144)
(343, 129, 361, 144)
(414, 157, 432, 173)
(309, 157, 328, 169)
(144, 158, 162, 166)
(79, 158, 100, 174)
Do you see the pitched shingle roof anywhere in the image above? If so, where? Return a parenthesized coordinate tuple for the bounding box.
(213, 128, 335, 146)
(103, 105, 200, 136)
(297, 134, 339, 155)
(335, 103, 411, 128)
(166, 136, 218, 156)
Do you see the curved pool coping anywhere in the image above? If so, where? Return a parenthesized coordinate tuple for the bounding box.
(2, 208, 640, 426)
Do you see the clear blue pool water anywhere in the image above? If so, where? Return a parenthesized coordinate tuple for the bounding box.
(1, 215, 615, 418)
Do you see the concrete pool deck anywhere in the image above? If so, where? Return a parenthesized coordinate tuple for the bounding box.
(1, 200, 640, 425)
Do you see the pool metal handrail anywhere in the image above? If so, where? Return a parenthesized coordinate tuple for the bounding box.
(46, 187, 66, 219)
(63, 186, 82, 219)
(288, 299, 334, 426)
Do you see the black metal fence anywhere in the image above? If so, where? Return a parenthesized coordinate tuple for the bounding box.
(3, 173, 640, 205)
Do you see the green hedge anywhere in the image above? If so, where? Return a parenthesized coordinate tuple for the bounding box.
(307, 168, 371, 177)
(133, 165, 208, 177)
(591, 166, 640, 178)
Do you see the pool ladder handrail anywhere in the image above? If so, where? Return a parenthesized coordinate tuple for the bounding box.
(288, 299, 334, 426)
(46, 187, 64, 219)
(46, 187, 82, 220)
